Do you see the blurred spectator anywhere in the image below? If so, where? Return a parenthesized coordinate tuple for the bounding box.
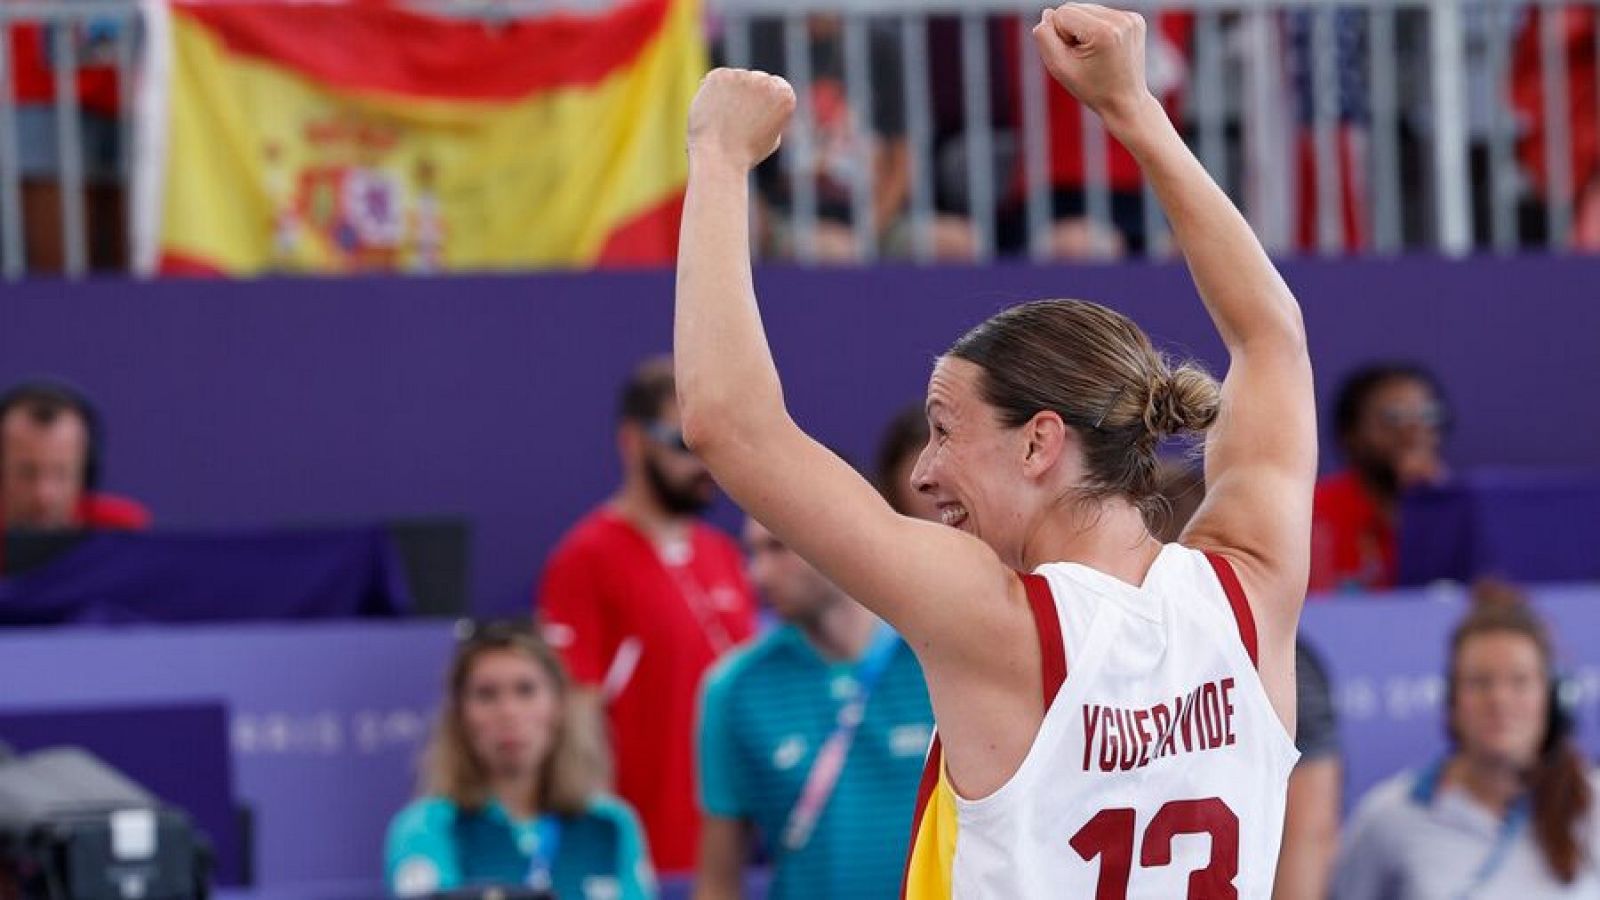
(536, 357, 757, 874)
(743, 17, 906, 262)
(0, 381, 148, 531)
(6, 19, 127, 273)
(997, 11, 1194, 258)
(1333, 583, 1600, 897)
(694, 517, 932, 900)
(1310, 364, 1449, 593)
(1274, 639, 1342, 900)
(1512, 7, 1600, 251)
(921, 16, 1015, 263)
(386, 622, 655, 898)
(873, 404, 939, 521)
(1285, 8, 1370, 252)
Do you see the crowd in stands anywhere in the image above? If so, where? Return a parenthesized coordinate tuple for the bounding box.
(6, 5, 1599, 274)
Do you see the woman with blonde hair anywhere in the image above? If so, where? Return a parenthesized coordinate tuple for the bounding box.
(386, 622, 655, 899)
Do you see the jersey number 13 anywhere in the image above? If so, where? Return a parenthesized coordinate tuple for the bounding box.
(1069, 797, 1239, 899)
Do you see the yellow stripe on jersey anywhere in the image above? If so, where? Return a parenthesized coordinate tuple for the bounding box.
(901, 740, 958, 899)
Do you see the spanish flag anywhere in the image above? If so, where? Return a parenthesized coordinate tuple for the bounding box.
(137, 0, 705, 275)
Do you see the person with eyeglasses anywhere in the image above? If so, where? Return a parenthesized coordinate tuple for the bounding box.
(1333, 583, 1600, 898)
(1310, 363, 1452, 594)
(385, 623, 655, 899)
(535, 357, 758, 877)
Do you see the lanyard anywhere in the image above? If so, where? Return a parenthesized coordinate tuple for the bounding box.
(523, 817, 563, 892)
(663, 558, 736, 655)
(1456, 796, 1530, 900)
(779, 624, 900, 853)
(1412, 759, 1532, 900)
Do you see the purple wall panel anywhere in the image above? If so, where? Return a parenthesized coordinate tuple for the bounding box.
(2, 256, 1595, 613)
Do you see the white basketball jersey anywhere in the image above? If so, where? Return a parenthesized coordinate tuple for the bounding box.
(900, 543, 1298, 900)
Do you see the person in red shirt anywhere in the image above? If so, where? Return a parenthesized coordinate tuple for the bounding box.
(535, 357, 757, 875)
(7, 21, 127, 273)
(0, 381, 150, 533)
(1511, 7, 1599, 250)
(994, 10, 1193, 258)
(1310, 364, 1448, 594)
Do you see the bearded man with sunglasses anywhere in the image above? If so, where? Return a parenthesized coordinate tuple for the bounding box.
(536, 356, 758, 877)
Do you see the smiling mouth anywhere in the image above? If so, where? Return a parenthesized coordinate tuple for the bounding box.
(938, 504, 969, 529)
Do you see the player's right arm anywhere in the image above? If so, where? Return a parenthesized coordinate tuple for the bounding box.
(674, 70, 1034, 678)
(1034, 4, 1314, 717)
(675, 69, 1039, 797)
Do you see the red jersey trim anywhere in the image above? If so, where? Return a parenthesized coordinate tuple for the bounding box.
(1021, 572, 1068, 704)
(899, 734, 945, 900)
(1203, 551, 1259, 669)
(898, 573, 1070, 898)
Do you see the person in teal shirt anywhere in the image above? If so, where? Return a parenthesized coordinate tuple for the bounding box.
(695, 518, 935, 899)
(386, 622, 655, 899)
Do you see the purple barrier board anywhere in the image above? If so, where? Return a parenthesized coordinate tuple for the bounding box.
(2, 259, 1597, 614)
(0, 621, 454, 893)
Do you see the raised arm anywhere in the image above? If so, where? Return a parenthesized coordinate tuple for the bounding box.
(1036, 5, 1316, 643)
(673, 71, 1027, 673)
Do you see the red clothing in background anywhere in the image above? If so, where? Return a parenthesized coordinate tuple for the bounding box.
(1002, 12, 1194, 198)
(1512, 7, 1598, 245)
(0, 492, 149, 575)
(536, 508, 756, 873)
(75, 493, 150, 529)
(1309, 469, 1395, 594)
(7, 23, 120, 115)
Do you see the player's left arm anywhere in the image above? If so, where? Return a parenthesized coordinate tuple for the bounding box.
(1034, 4, 1313, 718)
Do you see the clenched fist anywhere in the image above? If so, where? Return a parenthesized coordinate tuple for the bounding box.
(686, 68, 797, 171)
(1033, 4, 1153, 128)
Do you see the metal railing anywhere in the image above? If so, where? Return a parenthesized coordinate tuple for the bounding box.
(0, 0, 140, 279)
(717, 0, 1600, 264)
(1, 0, 1597, 279)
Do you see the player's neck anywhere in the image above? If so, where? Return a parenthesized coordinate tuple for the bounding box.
(491, 771, 542, 821)
(800, 597, 879, 662)
(1446, 754, 1525, 818)
(1023, 499, 1161, 586)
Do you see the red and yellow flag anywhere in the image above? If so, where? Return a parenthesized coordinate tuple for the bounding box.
(140, 0, 705, 275)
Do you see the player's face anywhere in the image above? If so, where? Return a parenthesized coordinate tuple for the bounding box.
(460, 649, 562, 779)
(1347, 377, 1443, 480)
(744, 518, 838, 623)
(638, 400, 716, 516)
(1451, 631, 1548, 771)
(0, 411, 89, 529)
(912, 357, 1032, 560)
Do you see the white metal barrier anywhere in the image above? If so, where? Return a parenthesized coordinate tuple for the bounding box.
(1, 0, 1596, 278)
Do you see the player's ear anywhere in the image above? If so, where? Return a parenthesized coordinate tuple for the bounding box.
(1022, 410, 1068, 475)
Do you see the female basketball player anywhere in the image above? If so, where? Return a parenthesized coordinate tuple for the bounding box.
(674, 4, 1315, 896)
